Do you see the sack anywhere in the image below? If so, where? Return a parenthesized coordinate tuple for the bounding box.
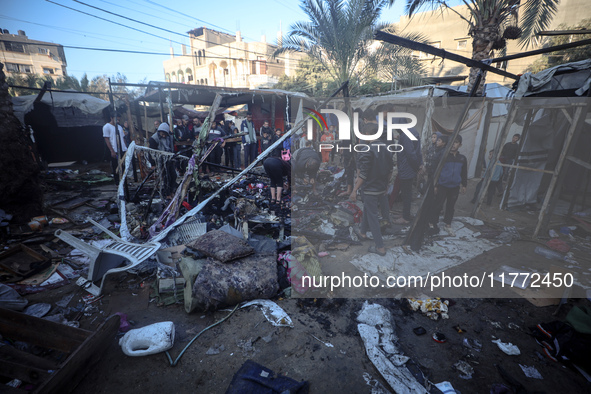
(282, 149, 291, 161)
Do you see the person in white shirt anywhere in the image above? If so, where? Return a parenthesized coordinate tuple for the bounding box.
(103, 113, 127, 183)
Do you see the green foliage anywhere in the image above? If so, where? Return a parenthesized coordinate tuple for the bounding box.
(526, 19, 591, 73)
(275, 0, 425, 95)
(276, 0, 391, 86)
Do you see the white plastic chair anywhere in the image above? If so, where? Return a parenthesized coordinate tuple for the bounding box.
(55, 219, 160, 295)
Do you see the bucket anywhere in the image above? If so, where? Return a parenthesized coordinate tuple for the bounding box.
(119, 321, 175, 357)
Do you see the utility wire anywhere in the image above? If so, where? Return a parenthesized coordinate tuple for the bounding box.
(48, 0, 293, 62)
(73, 0, 186, 39)
(0, 38, 299, 70)
(141, 0, 236, 37)
(45, 0, 190, 48)
(98, 0, 196, 32)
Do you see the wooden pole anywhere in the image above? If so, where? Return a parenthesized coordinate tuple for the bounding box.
(534, 104, 586, 237)
(500, 109, 533, 210)
(475, 101, 493, 178)
(471, 99, 519, 217)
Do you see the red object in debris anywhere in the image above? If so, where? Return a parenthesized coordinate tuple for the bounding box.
(182, 201, 194, 210)
(432, 332, 447, 343)
(546, 238, 570, 253)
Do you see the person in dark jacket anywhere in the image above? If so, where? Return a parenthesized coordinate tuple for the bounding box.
(428, 135, 467, 236)
(349, 109, 393, 256)
(292, 142, 321, 194)
(395, 121, 423, 224)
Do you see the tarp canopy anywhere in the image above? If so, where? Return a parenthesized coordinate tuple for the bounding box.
(12, 91, 110, 125)
(515, 59, 591, 98)
(136, 82, 311, 107)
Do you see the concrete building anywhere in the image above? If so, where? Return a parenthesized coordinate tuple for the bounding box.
(163, 27, 304, 89)
(0, 29, 67, 80)
(393, 0, 591, 86)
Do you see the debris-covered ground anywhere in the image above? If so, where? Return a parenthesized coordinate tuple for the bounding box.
(2, 160, 591, 393)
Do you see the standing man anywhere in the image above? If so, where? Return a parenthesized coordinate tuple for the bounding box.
(500, 133, 521, 184)
(350, 109, 393, 256)
(241, 112, 257, 167)
(428, 136, 468, 236)
(395, 118, 423, 224)
(103, 113, 127, 184)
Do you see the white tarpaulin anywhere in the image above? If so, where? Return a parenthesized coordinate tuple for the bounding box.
(12, 91, 110, 124)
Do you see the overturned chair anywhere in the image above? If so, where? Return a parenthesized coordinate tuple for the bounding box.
(55, 219, 160, 295)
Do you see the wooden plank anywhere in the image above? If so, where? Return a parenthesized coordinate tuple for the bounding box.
(471, 100, 519, 217)
(534, 106, 584, 237)
(0, 343, 60, 371)
(475, 101, 493, 178)
(496, 163, 554, 174)
(375, 30, 518, 80)
(0, 359, 52, 385)
(567, 155, 591, 171)
(0, 308, 90, 353)
(34, 315, 120, 394)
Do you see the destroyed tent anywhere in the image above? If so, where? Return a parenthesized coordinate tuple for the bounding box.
(472, 60, 591, 237)
(133, 82, 313, 132)
(344, 83, 514, 179)
(12, 91, 110, 163)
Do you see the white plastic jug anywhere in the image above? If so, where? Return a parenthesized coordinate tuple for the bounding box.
(119, 321, 175, 356)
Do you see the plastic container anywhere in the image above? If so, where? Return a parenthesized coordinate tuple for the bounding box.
(534, 246, 567, 261)
(119, 321, 175, 356)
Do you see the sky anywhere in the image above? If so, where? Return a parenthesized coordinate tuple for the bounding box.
(0, 0, 434, 84)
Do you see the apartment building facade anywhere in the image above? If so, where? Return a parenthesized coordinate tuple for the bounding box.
(0, 29, 67, 79)
(393, 0, 591, 86)
(163, 27, 303, 89)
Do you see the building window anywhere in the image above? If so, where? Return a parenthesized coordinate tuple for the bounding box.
(456, 39, 468, 50)
(6, 63, 33, 73)
(43, 68, 54, 74)
(6, 63, 19, 72)
(38, 47, 48, 54)
(4, 42, 25, 53)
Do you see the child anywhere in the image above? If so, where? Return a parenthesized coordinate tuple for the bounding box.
(260, 124, 273, 153)
(428, 135, 467, 237)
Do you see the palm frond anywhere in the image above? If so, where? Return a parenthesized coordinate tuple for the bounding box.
(518, 0, 559, 49)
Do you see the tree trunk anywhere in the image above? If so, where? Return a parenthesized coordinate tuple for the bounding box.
(467, 25, 500, 95)
(0, 63, 43, 222)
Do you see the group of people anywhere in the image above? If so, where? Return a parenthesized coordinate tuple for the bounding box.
(340, 108, 470, 256)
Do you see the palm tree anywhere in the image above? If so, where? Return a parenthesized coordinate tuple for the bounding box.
(372, 25, 427, 90)
(275, 0, 392, 94)
(402, 0, 560, 92)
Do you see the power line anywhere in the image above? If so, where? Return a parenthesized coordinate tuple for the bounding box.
(73, 0, 186, 39)
(98, 0, 196, 32)
(47, 0, 293, 63)
(0, 38, 300, 69)
(45, 0, 190, 48)
(0, 14, 164, 50)
(140, 0, 237, 36)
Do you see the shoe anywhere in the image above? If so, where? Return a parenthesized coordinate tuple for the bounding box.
(368, 245, 387, 256)
(352, 226, 369, 242)
(427, 225, 439, 236)
(444, 225, 455, 237)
